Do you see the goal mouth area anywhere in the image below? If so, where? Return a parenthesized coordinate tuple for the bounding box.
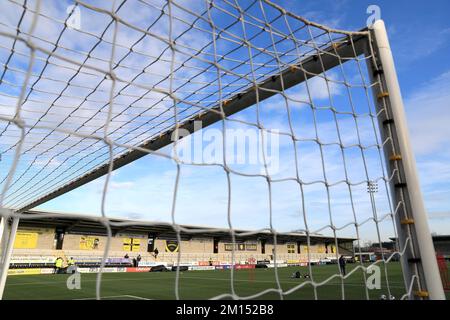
(0, 0, 370, 212)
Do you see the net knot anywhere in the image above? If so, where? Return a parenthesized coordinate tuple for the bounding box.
(12, 117, 26, 128)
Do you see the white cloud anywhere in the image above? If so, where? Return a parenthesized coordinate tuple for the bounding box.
(401, 70, 450, 235)
(428, 211, 450, 220)
(390, 25, 450, 65)
(405, 70, 450, 156)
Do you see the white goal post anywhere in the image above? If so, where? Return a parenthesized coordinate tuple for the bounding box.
(367, 20, 444, 300)
(0, 0, 445, 300)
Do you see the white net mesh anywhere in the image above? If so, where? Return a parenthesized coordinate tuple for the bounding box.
(0, 0, 421, 300)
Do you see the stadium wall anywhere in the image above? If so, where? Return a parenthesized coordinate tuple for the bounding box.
(11, 231, 353, 256)
(9, 215, 355, 254)
(179, 238, 214, 253)
(62, 233, 149, 253)
(153, 238, 216, 254)
(433, 236, 450, 258)
(13, 227, 55, 250)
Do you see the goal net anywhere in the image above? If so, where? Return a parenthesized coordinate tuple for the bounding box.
(0, 0, 444, 300)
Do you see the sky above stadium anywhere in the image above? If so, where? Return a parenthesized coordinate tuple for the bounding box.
(0, 0, 449, 242)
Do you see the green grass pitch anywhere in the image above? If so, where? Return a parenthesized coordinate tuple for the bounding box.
(4, 263, 449, 300)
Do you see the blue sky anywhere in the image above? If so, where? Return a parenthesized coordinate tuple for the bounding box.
(273, 2, 450, 235)
(0, 0, 449, 242)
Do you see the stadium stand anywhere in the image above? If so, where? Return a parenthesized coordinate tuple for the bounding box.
(7, 210, 356, 274)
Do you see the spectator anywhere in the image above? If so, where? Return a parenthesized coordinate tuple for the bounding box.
(67, 257, 77, 274)
(67, 257, 75, 266)
(339, 255, 346, 276)
(136, 254, 142, 267)
(153, 248, 159, 259)
(54, 257, 63, 274)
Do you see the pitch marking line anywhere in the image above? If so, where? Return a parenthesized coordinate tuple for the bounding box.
(74, 295, 151, 300)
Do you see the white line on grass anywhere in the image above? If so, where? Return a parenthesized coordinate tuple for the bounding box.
(74, 295, 151, 300)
